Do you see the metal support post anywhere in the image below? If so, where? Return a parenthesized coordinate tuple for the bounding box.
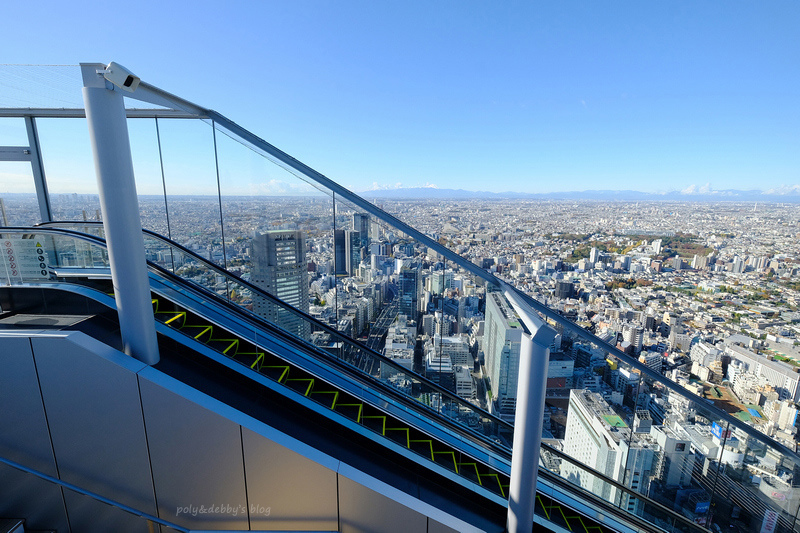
(503, 285, 556, 533)
(80, 63, 159, 365)
(24, 116, 52, 223)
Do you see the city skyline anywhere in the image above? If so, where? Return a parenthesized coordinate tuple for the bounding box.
(1, 2, 798, 195)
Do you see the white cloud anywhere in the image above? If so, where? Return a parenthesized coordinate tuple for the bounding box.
(763, 184, 800, 195)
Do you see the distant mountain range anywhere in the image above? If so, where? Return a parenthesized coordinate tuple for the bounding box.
(360, 186, 800, 202)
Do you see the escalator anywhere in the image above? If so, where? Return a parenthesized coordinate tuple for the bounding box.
(0, 226, 700, 533)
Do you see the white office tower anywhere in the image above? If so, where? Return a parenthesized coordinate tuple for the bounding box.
(622, 323, 644, 354)
(650, 426, 693, 488)
(562, 390, 657, 514)
(484, 292, 523, 420)
(251, 230, 310, 340)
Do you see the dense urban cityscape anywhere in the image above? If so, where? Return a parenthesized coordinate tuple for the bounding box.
(3, 192, 800, 530)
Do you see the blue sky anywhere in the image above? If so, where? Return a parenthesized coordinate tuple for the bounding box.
(1, 1, 798, 194)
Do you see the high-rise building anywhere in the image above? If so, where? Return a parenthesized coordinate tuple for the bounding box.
(484, 292, 523, 420)
(352, 212, 370, 250)
(622, 323, 644, 354)
(430, 269, 454, 295)
(397, 264, 421, 320)
(562, 390, 658, 514)
(251, 230, 310, 339)
(345, 230, 361, 276)
(333, 229, 347, 276)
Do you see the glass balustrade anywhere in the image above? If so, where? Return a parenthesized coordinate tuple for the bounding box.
(2, 72, 800, 532)
(2, 224, 710, 532)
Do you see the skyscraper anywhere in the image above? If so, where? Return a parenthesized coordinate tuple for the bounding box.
(483, 292, 523, 420)
(397, 263, 421, 320)
(333, 229, 347, 276)
(352, 212, 370, 250)
(345, 230, 362, 276)
(251, 230, 310, 339)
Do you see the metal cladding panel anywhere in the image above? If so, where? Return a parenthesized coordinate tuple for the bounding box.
(63, 489, 153, 533)
(0, 464, 69, 532)
(30, 334, 156, 516)
(0, 336, 58, 476)
(241, 426, 338, 530)
(138, 374, 248, 530)
(338, 474, 427, 533)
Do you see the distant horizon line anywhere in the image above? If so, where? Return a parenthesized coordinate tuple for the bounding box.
(2, 185, 800, 203)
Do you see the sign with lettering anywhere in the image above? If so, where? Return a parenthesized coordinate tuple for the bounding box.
(1, 238, 50, 283)
(711, 421, 731, 440)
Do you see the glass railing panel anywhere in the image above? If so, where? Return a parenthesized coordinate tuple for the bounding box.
(330, 194, 511, 441)
(0, 229, 108, 287)
(35, 118, 100, 221)
(128, 118, 170, 236)
(212, 120, 334, 341)
(153, 118, 223, 266)
(638, 499, 684, 533)
(0, 162, 39, 226)
(674, 406, 735, 531)
(46, 231, 108, 270)
(141, 232, 182, 274)
(554, 453, 625, 510)
(720, 421, 800, 533)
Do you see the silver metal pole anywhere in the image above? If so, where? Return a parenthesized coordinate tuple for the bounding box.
(507, 331, 551, 533)
(24, 116, 52, 222)
(80, 63, 159, 365)
(502, 284, 555, 533)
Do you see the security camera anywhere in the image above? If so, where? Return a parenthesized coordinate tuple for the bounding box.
(102, 62, 140, 92)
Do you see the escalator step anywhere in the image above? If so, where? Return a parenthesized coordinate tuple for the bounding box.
(361, 415, 387, 435)
(182, 325, 214, 341)
(457, 462, 481, 485)
(260, 365, 290, 383)
(285, 378, 315, 396)
(477, 473, 505, 497)
(385, 427, 410, 448)
(433, 451, 459, 473)
(229, 351, 262, 369)
(207, 338, 239, 354)
(334, 403, 363, 423)
(410, 439, 435, 461)
(309, 390, 339, 409)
